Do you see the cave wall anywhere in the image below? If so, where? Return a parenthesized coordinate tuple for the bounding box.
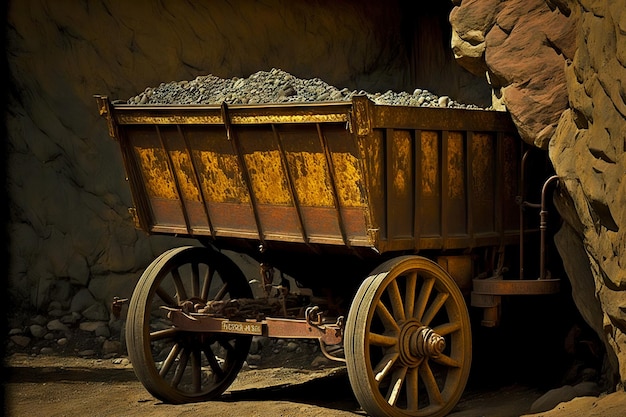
(6, 1, 486, 310)
(450, 0, 626, 388)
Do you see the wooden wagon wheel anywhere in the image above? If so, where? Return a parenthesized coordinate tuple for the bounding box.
(125, 246, 252, 404)
(344, 256, 472, 417)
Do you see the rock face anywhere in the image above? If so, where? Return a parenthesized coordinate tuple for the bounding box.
(451, 0, 626, 388)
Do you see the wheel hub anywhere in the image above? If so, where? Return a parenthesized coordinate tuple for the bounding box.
(410, 326, 446, 358)
(399, 320, 446, 366)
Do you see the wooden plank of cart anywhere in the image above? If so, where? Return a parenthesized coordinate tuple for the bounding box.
(95, 94, 560, 417)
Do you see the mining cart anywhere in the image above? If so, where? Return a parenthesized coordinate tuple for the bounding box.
(96, 95, 560, 417)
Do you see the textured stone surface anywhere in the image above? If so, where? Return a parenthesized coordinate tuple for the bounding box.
(451, 0, 577, 147)
(451, 0, 626, 388)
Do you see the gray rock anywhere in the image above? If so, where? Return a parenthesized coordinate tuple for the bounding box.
(95, 325, 111, 338)
(29, 324, 47, 338)
(82, 302, 109, 321)
(102, 340, 121, 355)
(311, 355, 330, 368)
(529, 381, 601, 414)
(530, 385, 578, 413)
(47, 319, 69, 332)
(70, 288, 96, 313)
(79, 321, 108, 332)
(10, 335, 31, 347)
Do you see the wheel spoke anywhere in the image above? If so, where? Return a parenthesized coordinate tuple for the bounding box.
(420, 360, 444, 406)
(413, 277, 435, 321)
(200, 266, 214, 301)
(159, 343, 182, 377)
(433, 353, 461, 368)
(432, 321, 461, 336)
(376, 300, 400, 333)
(385, 366, 407, 406)
(406, 367, 419, 411)
(171, 267, 188, 302)
(191, 348, 201, 393)
(369, 332, 398, 347)
(405, 271, 417, 319)
(388, 279, 405, 322)
(150, 327, 178, 342)
(421, 292, 449, 326)
(203, 345, 225, 378)
(156, 287, 177, 307)
(213, 282, 229, 301)
(218, 337, 236, 355)
(171, 348, 190, 388)
(372, 352, 399, 382)
(191, 262, 200, 298)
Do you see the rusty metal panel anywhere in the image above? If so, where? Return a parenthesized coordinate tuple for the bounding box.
(98, 95, 523, 255)
(444, 131, 468, 240)
(417, 130, 442, 245)
(470, 132, 496, 236)
(386, 128, 414, 244)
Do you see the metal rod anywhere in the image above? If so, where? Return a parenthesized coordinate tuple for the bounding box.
(539, 175, 559, 279)
(518, 149, 531, 280)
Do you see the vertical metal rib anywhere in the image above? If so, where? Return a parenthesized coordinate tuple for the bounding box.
(272, 125, 309, 244)
(156, 125, 192, 235)
(466, 131, 474, 241)
(385, 128, 393, 247)
(441, 130, 449, 246)
(221, 102, 265, 245)
(317, 123, 348, 246)
(413, 129, 422, 252)
(494, 131, 504, 239)
(177, 125, 215, 237)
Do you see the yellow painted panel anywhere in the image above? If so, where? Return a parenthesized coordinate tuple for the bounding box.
(287, 151, 333, 207)
(170, 150, 201, 201)
(193, 150, 250, 203)
(244, 150, 291, 205)
(447, 132, 465, 199)
(471, 133, 494, 198)
(392, 130, 412, 198)
(135, 147, 177, 199)
(421, 131, 439, 197)
(332, 152, 366, 207)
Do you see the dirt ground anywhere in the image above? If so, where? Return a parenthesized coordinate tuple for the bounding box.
(5, 353, 626, 417)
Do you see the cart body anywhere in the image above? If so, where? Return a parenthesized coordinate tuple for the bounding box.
(96, 95, 558, 416)
(97, 95, 524, 263)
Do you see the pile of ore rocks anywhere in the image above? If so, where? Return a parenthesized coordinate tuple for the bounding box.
(127, 67, 482, 109)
